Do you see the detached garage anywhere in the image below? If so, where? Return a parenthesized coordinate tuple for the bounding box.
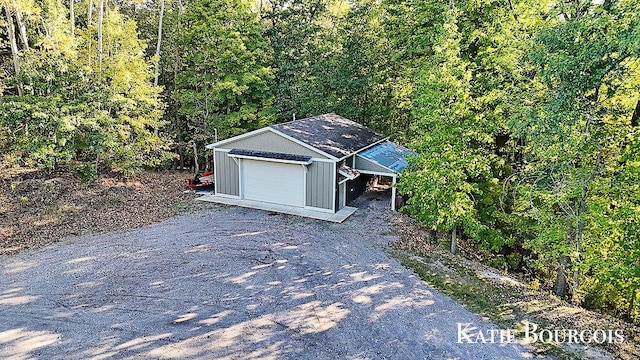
(204, 113, 413, 221)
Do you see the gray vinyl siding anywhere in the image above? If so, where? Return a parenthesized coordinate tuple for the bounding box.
(214, 150, 239, 196)
(355, 155, 393, 174)
(305, 161, 334, 210)
(219, 130, 329, 159)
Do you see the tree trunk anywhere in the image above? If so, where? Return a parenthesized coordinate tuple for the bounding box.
(178, 143, 185, 169)
(553, 255, 569, 298)
(450, 226, 457, 254)
(4, 5, 22, 96)
(631, 100, 640, 127)
(627, 288, 636, 320)
(97, 0, 104, 67)
(88, 0, 93, 26)
(70, 0, 75, 34)
(572, 167, 596, 296)
(428, 229, 437, 245)
(154, 0, 165, 87)
(192, 142, 199, 174)
(14, 9, 28, 49)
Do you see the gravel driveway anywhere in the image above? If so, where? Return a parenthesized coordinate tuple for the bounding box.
(1, 192, 541, 359)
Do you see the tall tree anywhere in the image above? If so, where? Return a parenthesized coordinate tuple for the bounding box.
(262, 0, 327, 121)
(163, 0, 274, 168)
(153, 0, 164, 87)
(398, 1, 493, 254)
(512, 0, 640, 299)
(3, 4, 22, 95)
(97, 0, 104, 66)
(70, 0, 74, 33)
(1, 0, 170, 176)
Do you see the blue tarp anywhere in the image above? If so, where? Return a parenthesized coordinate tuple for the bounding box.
(358, 141, 414, 173)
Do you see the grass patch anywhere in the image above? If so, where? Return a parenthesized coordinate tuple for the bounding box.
(392, 250, 502, 317)
(390, 212, 640, 359)
(391, 248, 579, 359)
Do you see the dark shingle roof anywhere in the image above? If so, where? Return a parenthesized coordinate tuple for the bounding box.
(271, 113, 387, 159)
(229, 149, 311, 163)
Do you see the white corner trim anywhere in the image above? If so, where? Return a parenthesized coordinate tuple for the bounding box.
(213, 148, 218, 195)
(391, 175, 397, 211)
(332, 162, 337, 213)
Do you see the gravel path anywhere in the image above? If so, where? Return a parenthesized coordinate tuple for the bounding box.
(1, 192, 542, 359)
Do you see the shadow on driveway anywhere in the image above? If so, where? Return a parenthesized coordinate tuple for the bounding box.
(0, 191, 541, 359)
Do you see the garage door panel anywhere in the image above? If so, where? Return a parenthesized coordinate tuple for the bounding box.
(243, 160, 305, 207)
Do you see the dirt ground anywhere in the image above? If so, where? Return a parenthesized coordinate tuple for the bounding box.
(0, 190, 544, 359)
(393, 213, 640, 360)
(0, 169, 202, 255)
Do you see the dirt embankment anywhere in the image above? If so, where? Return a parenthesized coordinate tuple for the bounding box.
(0, 169, 202, 255)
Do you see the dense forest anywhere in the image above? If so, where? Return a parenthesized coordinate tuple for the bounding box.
(1, 0, 639, 322)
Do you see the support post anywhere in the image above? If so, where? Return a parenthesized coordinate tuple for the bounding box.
(391, 175, 397, 211)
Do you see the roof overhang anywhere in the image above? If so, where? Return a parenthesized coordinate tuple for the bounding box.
(227, 149, 313, 165)
(338, 164, 360, 180)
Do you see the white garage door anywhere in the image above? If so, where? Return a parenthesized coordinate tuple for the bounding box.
(243, 159, 305, 207)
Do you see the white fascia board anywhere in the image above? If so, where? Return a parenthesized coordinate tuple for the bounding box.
(311, 157, 334, 163)
(338, 169, 360, 180)
(227, 153, 313, 165)
(355, 154, 398, 175)
(268, 128, 338, 161)
(356, 169, 396, 177)
(205, 127, 271, 149)
(337, 136, 390, 162)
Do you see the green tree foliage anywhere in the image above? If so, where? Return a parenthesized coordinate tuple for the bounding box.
(0, 0, 169, 176)
(155, 0, 273, 170)
(511, 0, 640, 301)
(261, 0, 328, 121)
(168, 0, 274, 141)
(397, 0, 549, 260)
(297, 0, 393, 132)
(398, 3, 485, 240)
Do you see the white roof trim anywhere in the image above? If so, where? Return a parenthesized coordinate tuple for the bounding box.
(268, 128, 338, 161)
(228, 153, 313, 165)
(206, 127, 271, 149)
(206, 125, 387, 161)
(356, 169, 396, 177)
(338, 165, 360, 180)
